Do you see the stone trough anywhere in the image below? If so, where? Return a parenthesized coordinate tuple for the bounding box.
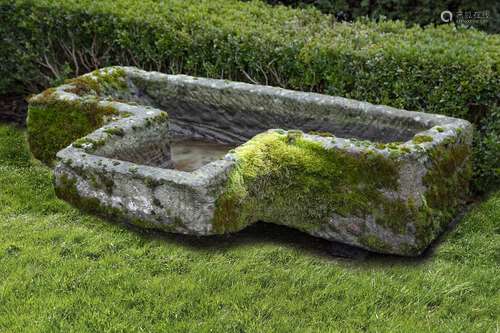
(27, 66, 473, 256)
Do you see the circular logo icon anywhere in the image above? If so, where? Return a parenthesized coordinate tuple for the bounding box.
(441, 10, 453, 22)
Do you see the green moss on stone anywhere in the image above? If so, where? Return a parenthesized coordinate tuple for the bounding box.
(442, 136, 458, 145)
(72, 137, 106, 150)
(56, 173, 156, 229)
(359, 235, 392, 252)
(66, 67, 127, 97)
(120, 112, 133, 118)
(143, 112, 169, 128)
(374, 142, 411, 155)
(386, 142, 403, 149)
(308, 130, 335, 138)
(152, 112, 169, 123)
(413, 135, 433, 144)
(213, 131, 403, 240)
(414, 141, 472, 250)
(375, 199, 416, 235)
(100, 175, 115, 195)
(286, 130, 303, 144)
(144, 176, 161, 188)
(351, 138, 372, 148)
(212, 129, 466, 255)
(27, 94, 118, 165)
(104, 127, 125, 137)
(55, 174, 103, 214)
(172, 216, 185, 229)
(129, 218, 157, 229)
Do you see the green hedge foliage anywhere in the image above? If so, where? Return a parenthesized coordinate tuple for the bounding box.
(1, 0, 498, 192)
(262, 0, 500, 33)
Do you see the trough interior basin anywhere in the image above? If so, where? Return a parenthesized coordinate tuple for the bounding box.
(170, 139, 236, 172)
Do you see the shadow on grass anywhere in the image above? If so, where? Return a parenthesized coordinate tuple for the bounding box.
(115, 205, 471, 266)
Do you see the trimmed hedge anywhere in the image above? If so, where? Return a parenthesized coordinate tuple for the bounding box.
(262, 0, 500, 33)
(1, 0, 499, 192)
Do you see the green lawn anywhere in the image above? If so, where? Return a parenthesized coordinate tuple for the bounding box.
(0, 123, 499, 332)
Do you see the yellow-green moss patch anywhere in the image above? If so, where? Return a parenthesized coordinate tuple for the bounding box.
(414, 142, 472, 249)
(213, 131, 403, 241)
(66, 68, 127, 97)
(412, 135, 433, 144)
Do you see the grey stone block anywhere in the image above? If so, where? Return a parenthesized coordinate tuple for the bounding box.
(28, 66, 473, 255)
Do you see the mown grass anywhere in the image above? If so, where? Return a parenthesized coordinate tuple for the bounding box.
(0, 123, 499, 332)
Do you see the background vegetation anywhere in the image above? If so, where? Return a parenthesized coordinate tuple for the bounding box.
(0, 123, 499, 331)
(1, 0, 499, 192)
(260, 0, 500, 33)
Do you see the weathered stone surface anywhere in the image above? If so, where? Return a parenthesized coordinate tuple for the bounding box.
(28, 66, 473, 256)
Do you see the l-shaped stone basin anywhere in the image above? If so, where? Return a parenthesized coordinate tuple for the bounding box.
(27, 66, 473, 256)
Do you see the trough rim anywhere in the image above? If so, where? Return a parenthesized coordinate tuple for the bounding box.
(28, 66, 472, 177)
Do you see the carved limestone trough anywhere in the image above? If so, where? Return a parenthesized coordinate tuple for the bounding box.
(27, 66, 473, 256)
